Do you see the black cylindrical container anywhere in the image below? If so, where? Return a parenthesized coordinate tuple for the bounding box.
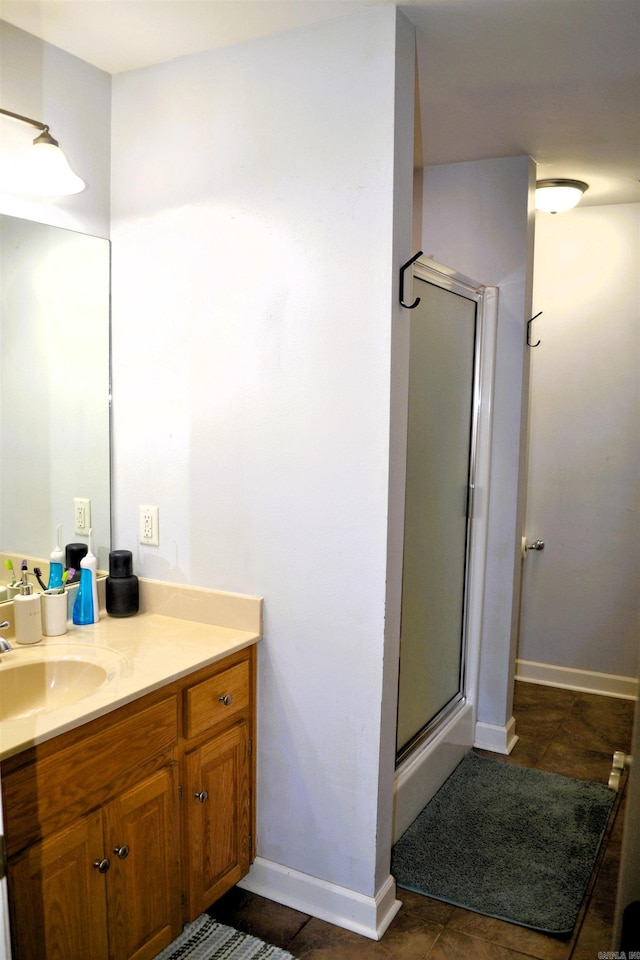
(106, 549, 139, 617)
(65, 543, 88, 582)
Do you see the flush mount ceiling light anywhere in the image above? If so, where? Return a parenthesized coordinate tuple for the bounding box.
(0, 107, 85, 197)
(535, 179, 588, 214)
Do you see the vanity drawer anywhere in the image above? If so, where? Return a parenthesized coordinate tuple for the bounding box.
(184, 659, 249, 740)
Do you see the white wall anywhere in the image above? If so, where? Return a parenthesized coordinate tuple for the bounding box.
(111, 8, 414, 935)
(0, 21, 111, 236)
(519, 204, 640, 682)
(421, 157, 536, 746)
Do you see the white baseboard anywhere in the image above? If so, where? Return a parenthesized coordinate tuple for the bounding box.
(516, 659, 638, 701)
(474, 715, 518, 755)
(237, 857, 401, 941)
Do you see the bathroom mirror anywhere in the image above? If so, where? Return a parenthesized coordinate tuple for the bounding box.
(0, 214, 111, 592)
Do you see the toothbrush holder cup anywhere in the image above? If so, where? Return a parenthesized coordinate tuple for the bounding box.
(41, 590, 68, 637)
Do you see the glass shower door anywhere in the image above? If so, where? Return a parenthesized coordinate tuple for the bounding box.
(396, 277, 478, 759)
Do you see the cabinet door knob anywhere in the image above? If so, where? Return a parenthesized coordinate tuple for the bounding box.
(194, 790, 209, 803)
(218, 694, 233, 706)
(113, 845, 130, 860)
(93, 858, 110, 874)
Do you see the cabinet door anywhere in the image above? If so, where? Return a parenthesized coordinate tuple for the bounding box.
(184, 721, 251, 918)
(104, 766, 181, 960)
(8, 811, 109, 960)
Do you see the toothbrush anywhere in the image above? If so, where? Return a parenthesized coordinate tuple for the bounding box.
(33, 567, 48, 591)
(58, 568, 75, 593)
(4, 558, 16, 585)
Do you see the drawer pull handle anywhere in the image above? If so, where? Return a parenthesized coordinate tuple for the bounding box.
(194, 790, 209, 803)
(113, 845, 130, 860)
(219, 694, 233, 706)
(93, 858, 111, 874)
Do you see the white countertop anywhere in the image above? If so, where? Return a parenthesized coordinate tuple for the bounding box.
(0, 599, 261, 761)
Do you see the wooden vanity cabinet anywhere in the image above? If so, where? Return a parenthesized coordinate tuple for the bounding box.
(2, 644, 256, 960)
(103, 766, 182, 960)
(183, 719, 252, 917)
(9, 767, 180, 960)
(181, 651, 254, 920)
(9, 811, 110, 960)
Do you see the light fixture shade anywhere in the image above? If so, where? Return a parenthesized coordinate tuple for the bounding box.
(535, 179, 588, 214)
(20, 134, 86, 196)
(0, 109, 87, 197)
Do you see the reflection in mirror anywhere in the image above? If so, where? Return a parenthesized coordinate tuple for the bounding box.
(0, 215, 111, 598)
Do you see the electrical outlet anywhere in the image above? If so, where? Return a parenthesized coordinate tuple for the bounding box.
(74, 497, 91, 536)
(139, 505, 159, 546)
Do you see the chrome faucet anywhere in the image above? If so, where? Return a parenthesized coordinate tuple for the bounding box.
(0, 620, 12, 652)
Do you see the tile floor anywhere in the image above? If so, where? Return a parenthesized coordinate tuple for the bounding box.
(209, 681, 635, 959)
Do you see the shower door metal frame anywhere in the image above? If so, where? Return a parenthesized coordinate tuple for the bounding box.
(393, 256, 498, 838)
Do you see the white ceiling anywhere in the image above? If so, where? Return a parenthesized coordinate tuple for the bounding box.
(1, 0, 639, 205)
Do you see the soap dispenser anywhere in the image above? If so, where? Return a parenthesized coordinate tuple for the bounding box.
(14, 571, 42, 644)
(48, 523, 64, 590)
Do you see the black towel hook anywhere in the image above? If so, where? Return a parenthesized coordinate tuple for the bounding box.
(399, 251, 424, 309)
(527, 311, 543, 347)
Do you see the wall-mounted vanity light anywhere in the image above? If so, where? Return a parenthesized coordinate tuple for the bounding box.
(0, 107, 85, 197)
(535, 179, 588, 214)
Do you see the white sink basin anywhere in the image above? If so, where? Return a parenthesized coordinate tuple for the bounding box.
(0, 644, 126, 721)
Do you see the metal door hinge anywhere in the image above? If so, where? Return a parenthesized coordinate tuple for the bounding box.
(248, 740, 253, 756)
(0, 834, 6, 880)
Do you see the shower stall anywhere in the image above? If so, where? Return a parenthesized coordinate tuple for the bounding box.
(393, 258, 497, 841)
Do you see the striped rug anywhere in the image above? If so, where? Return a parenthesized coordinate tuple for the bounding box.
(154, 915, 297, 960)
